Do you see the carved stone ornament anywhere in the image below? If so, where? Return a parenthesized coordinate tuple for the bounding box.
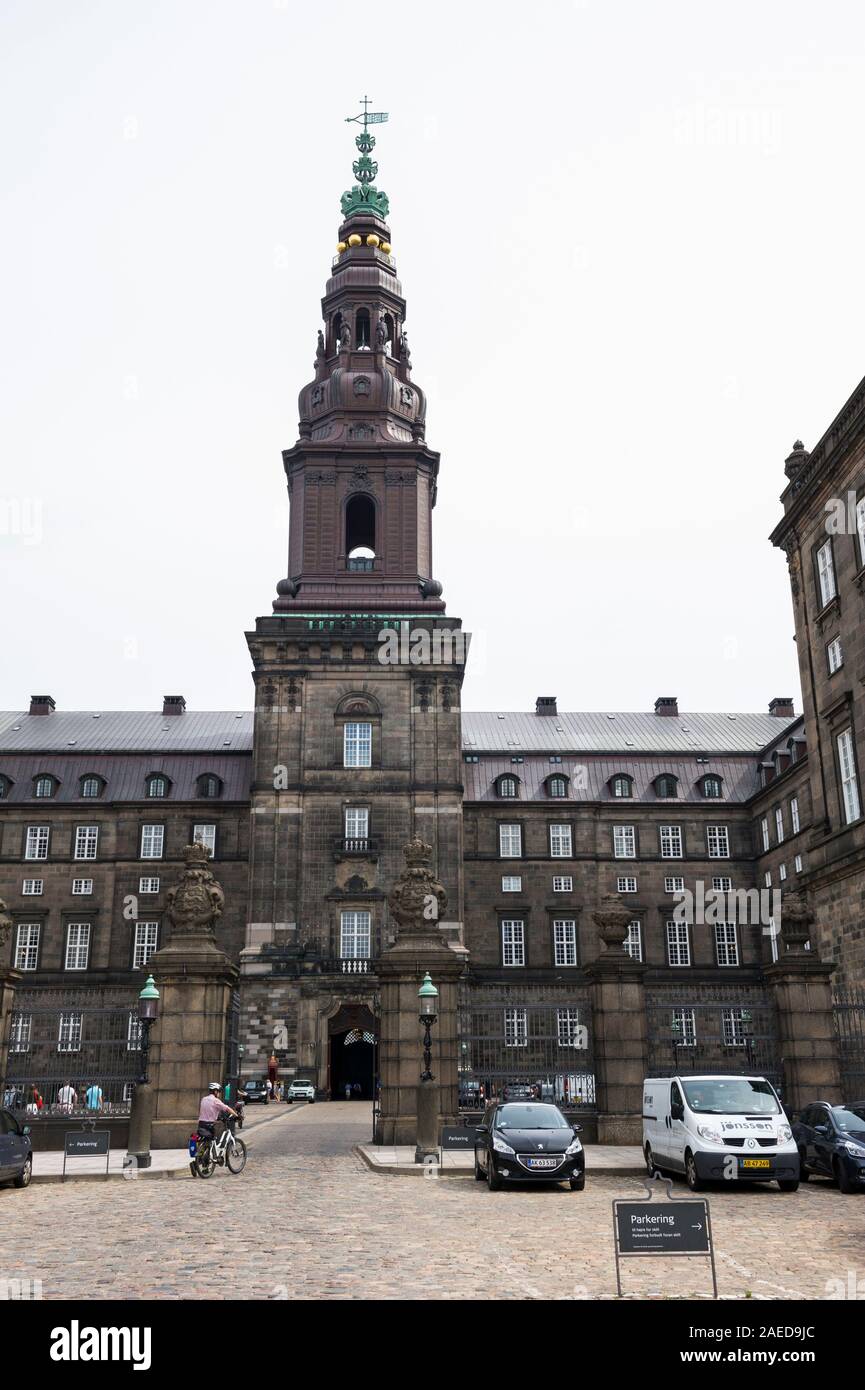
(354, 376, 371, 397)
(0, 896, 12, 955)
(166, 843, 225, 938)
(777, 890, 813, 956)
(592, 893, 634, 954)
(387, 837, 448, 935)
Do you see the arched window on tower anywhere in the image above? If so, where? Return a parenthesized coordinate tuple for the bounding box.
(356, 308, 371, 350)
(346, 494, 376, 571)
(384, 313, 395, 356)
(333, 312, 343, 353)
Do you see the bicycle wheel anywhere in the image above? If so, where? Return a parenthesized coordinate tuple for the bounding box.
(226, 1137, 247, 1174)
(195, 1143, 217, 1179)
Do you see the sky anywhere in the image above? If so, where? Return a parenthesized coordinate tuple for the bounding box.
(1, 0, 864, 717)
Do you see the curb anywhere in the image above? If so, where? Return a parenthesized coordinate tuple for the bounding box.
(355, 1147, 647, 1180)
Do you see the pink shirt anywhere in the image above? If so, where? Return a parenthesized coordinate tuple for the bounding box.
(198, 1094, 231, 1123)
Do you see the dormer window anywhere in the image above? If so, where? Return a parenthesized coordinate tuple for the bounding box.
(700, 775, 723, 799)
(80, 775, 105, 799)
(654, 775, 678, 799)
(33, 775, 57, 799)
(496, 775, 519, 799)
(548, 775, 568, 799)
(197, 774, 223, 799)
(145, 775, 169, 799)
(611, 775, 633, 799)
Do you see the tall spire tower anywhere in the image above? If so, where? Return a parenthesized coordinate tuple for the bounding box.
(273, 99, 444, 614)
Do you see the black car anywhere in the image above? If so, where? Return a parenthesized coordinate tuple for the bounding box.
(243, 1079, 269, 1104)
(473, 1102, 585, 1191)
(0, 1109, 33, 1190)
(793, 1102, 865, 1193)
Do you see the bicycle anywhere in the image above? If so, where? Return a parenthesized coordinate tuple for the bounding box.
(189, 1115, 247, 1178)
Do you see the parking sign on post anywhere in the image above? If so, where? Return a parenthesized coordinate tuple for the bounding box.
(612, 1178, 717, 1298)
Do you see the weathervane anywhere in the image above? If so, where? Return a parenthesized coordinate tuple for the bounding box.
(341, 96, 390, 219)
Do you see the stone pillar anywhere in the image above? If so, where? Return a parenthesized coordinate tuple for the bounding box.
(145, 845, 239, 1149)
(377, 837, 468, 1147)
(586, 893, 648, 1145)
(765, 891, 842, 1110)
(0, 899, 21, 1102)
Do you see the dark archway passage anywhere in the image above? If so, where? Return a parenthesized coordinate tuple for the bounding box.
(329, 1030, 375, 1100)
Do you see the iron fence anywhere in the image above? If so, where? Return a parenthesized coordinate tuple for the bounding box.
(646, 986, 782, 1092)
(834, 988, 865, 1098)
(2, 986, 140, 1115)
(457, 984, 596, 1110)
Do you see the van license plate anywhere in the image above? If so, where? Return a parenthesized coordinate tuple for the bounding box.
(740, 1158, 771, 1169)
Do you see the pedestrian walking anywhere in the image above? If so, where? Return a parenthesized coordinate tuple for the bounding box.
(57, 1081, 77, 1113)
(85, 1081, 104, 1111)
(344, 1081, 351, 1101)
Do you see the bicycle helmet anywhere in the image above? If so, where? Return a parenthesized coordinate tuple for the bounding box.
(207, 1082, 220, 1092)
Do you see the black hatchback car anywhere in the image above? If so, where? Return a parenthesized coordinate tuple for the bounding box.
(474, 1102, 585, 1191)
(0, 1109, 33, 1190)
(793, 1102, 865, 1193)
(243, 1079, 269, 1104)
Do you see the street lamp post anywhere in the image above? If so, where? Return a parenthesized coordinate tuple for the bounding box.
(415, 973, 440, 1163)
(127, 974, 161, 1171)
(418, 972, 439, 1082)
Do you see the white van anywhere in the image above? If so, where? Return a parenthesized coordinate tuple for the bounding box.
(642, 1074, 799, 1192)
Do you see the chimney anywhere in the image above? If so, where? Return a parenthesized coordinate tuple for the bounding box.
(769, 697, 794, 718)
(654, 696, 678, 717)
(535, 696, 558, 717)
(162, 695, 186, 716)
(29, 695, 55, 716)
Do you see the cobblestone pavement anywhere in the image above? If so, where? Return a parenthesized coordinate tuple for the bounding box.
(2, 1102, 863, 1301)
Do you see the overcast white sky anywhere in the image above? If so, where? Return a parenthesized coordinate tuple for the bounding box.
(2, 0, 863, 718)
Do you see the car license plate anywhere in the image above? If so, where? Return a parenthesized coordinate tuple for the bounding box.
(740, 1158, 771, 1169)
(527, 1157, 557, 1169)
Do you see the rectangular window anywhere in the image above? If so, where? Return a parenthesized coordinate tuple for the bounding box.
(64, 922, 91, 971)
(714, 922, 739, 967)
(504, 1008, 527, 1048)
(498, 823, 522, 858)
(549, 823, 573, 858)
(133, 922, 159, 969)
(22, 879, 43, 896)
(345, 807, 369, 840)
(779, 863, 787, 881)
(343, 722, 372, 768)
(624, 921, 642, 962)
(340, 909, 371, 959)
(817, 540, 837, 607)
(127, 1013, 143, 1052)
(193, 823, 216, 856)
(775, 807, 784, 843)
(794, 854, 803, 873)
(827, 637, 843, 674)
(139, 877, 160, 894)
(501, 919, 525, 967)
(838, 729, 862, 825)
(71, 878, 93, 896)
(722, 1009, 747, 1048)
(140, 824, 165, 860)
(553, 919, 577, 967)
(857, 495, 865, 567)
(613, 825, 636, 859)
(764, 870, 772, 888)
(14, 923, 40, 971)
(672, 1007, 697, 1047)
(760, 817, 769, 852)
(556, 1008, 583, 1047)
(617, 876, 637, 893)
(664, 876, 684, 893)
(706, 824, 730, 858)
(9, 1013, 31, 1053)
(73, 825, 98, 861)
(666, 921, 691, 967)
(711, 876, 732, 892)
(790, 797, 800, 834)
(24, 826, 49, 860)
(552, 875, 573, 892)
(58, 1012, 83, 1053)
(501, 875, 522, 892)
(659, 824, 683, 859)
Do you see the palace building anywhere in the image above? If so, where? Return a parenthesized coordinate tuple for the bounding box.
(2, 115, 864, 1132)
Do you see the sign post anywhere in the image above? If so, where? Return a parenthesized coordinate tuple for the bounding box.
(62, 1129, 111, 1182)
(612, 1176, 717, 1298)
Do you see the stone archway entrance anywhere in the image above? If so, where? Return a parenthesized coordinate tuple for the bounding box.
(328, 1003, 377, 1101)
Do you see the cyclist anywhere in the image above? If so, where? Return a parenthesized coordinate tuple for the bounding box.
(197, 1082, 238, 1149)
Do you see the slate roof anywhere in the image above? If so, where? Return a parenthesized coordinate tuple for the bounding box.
(461, 710, 797, 756)
(0, 711, 253, 754)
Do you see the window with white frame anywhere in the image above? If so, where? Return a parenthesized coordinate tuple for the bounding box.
(624, 921, 642, 961)
(706, 824, 730, 858)
(25, 826, 49, 860)
(9, 1013, 31, 1053)
(345, 807, 369, 841)
(553, 919, 577, 967)
(617, 876, 637, 893)
(146, 775, 168, 799)
(557, 1008, 583, 1047)
(549, 823, 573, 858)
(612, 775, 632, 798)
(702, 776, 723, 799)
(672, 1007, 697, 1047)
(193, 824, 216, 856)
(501, 919, 526, 967)
(498, 776, 518, 798)
(613, 825, 636, 859)
(714, 922, 739, 967)
(14, 923, 40, 971)
(760, 817, 769, 852)
(722, 1009, 747, 1048)
(340, 909, 371, 959)
(664, 876, 684, 893)
(498, 823, 522, 858)
(779, 863, 787, 880)
(22, 879, 43, 896)
(816, 540, 837, 607)
(838, 729, 862, 825)
(828, 637, 843, 674)
(139, 877, 160, 894)
(74, 824, 99, 860)
(58, 1012, 83, 1053)
(857, 495, 865, 568)
(34, 775, 55, 799)
(712, 876, 732, 892)
(140, 824, 164, 860)
(127, 1013, 143, 1051)
(794, 854, 803, 873)
(659, 824, 683, 859)
(552, 875, 573, 892)
(504, 1008, 527, 1047)
(71, 878, 93, 896)
(81, 776, 102, 799)
(666, 921, 691, 967)
(548, 776, 567, 798)
(775, 807, 784, 843)
(764, 870, 772, 887)
(790, 797, 800, 834)
(133, 922, 159, 969)
(501, 875, 522, 892)
(343, 722, 372, 768)
(770, 917, 779, 962)
(64, 923, 91, 971)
